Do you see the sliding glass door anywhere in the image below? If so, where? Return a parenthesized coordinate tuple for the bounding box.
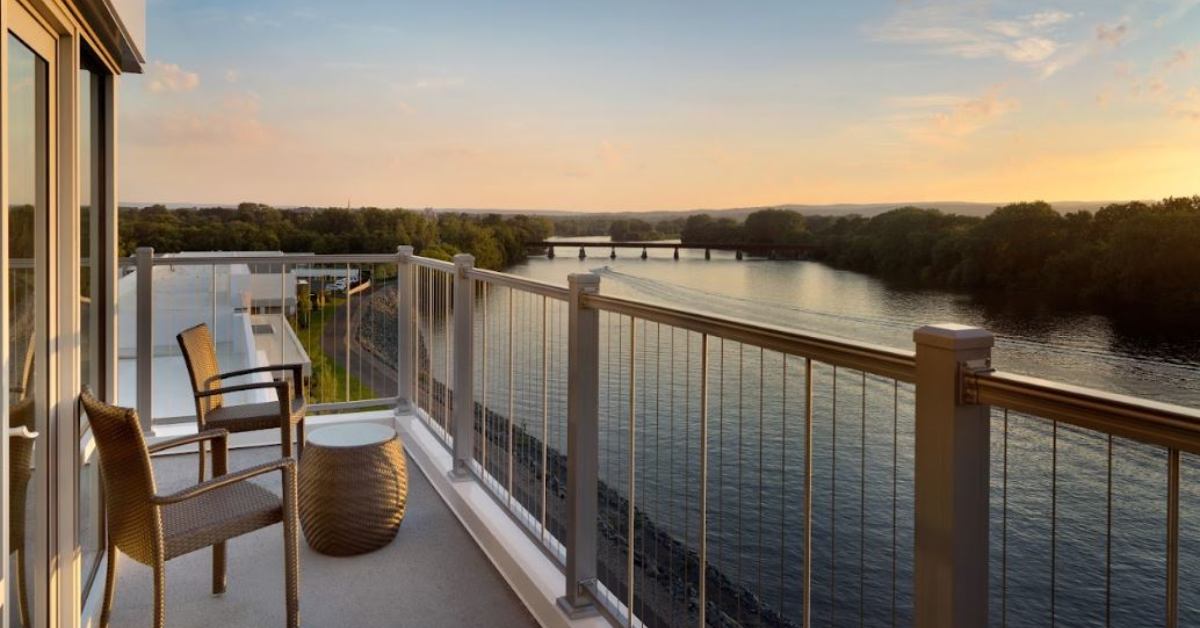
(6, 4, 56, 626)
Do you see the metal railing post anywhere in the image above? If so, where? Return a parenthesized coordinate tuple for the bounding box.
(396, 246, 414, 411)
(450, 254, 476, 479)
(913, 324, 993, 628)
(135, 246, 154, 432)
(558, 272, 601, 616)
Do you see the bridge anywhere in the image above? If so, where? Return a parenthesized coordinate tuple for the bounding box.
(526, 240, 820, 260)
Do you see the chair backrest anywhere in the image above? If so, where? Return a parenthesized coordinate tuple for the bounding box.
(177, 323, 223, 417)
(79, 390, 162, 564)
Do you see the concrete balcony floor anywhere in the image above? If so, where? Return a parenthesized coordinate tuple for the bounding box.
(106, 445, 536, 627)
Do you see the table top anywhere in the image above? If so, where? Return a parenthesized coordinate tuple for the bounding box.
(307, 423, 396, 449)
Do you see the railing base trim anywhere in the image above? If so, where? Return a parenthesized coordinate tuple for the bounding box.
(447, 467, 473, 482)
(555, 596, 600, 620)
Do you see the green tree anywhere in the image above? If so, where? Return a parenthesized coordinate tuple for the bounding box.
(744, 208, 807, 245)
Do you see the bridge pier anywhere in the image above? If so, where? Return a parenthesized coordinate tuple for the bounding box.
(641, 248, 648, 260)
(673, 248, 679, 260)
(610, 247, 616, 260)
(705, 248, 711, 260)
(736, 250, 743, 261)
(579, 246, 586, 260)
(547, 246, 555, 259)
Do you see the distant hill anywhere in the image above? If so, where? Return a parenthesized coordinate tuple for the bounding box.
(438, 200, 1119, 219)
(124, 200, 1124, 218)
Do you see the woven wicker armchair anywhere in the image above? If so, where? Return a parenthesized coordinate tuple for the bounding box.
(177, 323, 307, 480)
(79, 390, 300, 628)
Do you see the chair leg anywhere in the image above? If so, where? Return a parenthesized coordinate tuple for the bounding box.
(213, 541, 226, 595)
(100, 544, 119, 628)
(283, 473, 300, 627)
(16, 547, 30, 628)
(198, 439, 207, 483)
(153, 562, 167, 628)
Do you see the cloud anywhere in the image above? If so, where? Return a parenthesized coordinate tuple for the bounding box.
(224, 69, 240, 83)
(885, 93, 971, 109)
(1168, 89, 1200, 120)
(1164, 46, 1196, 70)
(1027, 10, 1074, 29)
(124, 92, 273, 147)
(869, 3, 1078, 77)
(412, 77, 466, 91)
(1096, 22, 1129, 47)
(1154, 0, 1200, 28)
(145, 61, 199, 93)
(929, 90, 1019, 137)
(891, 87, 1019, 144)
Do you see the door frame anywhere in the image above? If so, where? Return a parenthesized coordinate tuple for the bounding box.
(4, 3, 60, 627)
(72, 31, 118, 628)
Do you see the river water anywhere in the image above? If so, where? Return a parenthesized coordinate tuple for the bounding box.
(472, 237, 1200, 627)
(513, 238, 1200, 407)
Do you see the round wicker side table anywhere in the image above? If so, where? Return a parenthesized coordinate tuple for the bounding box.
(298, 424, 408, 556)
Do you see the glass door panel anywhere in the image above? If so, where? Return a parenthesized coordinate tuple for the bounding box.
(7, 21, 52, 628)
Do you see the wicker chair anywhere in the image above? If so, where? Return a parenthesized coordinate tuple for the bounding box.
(9, 398, 36, 628)
(79, 390, 300, 628)
(177, 323, 306, 480)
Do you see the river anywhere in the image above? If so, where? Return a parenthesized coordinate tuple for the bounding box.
(512, 237, 1200, 407)
(486, 236, 1200, 627)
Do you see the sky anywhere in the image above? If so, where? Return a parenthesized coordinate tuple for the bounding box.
(119, 0, 1200, 211)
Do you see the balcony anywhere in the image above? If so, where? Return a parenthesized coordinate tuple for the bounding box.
(106, 444, 535, 627)
(105, 248, 1200, 628)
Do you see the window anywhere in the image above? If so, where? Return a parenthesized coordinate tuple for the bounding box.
(78, 42, 108, 600)
(7, 26, 51, 628)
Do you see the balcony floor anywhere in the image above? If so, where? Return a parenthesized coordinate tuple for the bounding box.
(106, 445, 536, 627)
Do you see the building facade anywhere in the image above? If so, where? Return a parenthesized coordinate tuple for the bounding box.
(2, 0, 143, 626)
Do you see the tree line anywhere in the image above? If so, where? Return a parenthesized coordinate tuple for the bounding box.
(550, 215, 683, 241)
(118, 198, 1200, 321)
(118, 203, 553, 270)
(680, 208, 808, 245)
(803, 198, 1200, 320)
(676, 201, 1200, 320)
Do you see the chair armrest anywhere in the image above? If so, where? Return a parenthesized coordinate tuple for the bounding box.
(195, 380, 289, 399)
(147, 428, 229, 454)
(151, 458, 295, 505)
(214, 363, 304, 394)
(8, 426, 37, 441)
(216, 362, 305, 380)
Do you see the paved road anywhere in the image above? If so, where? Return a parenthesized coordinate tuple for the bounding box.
(317, 282, 400, 401)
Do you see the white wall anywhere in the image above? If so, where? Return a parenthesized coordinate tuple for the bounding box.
(116, 263, 270, 357)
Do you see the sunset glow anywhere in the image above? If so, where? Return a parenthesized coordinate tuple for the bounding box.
(122, 1, 1200, 210)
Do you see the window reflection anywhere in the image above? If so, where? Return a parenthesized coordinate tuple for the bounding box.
(8, 32, 46, 628)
